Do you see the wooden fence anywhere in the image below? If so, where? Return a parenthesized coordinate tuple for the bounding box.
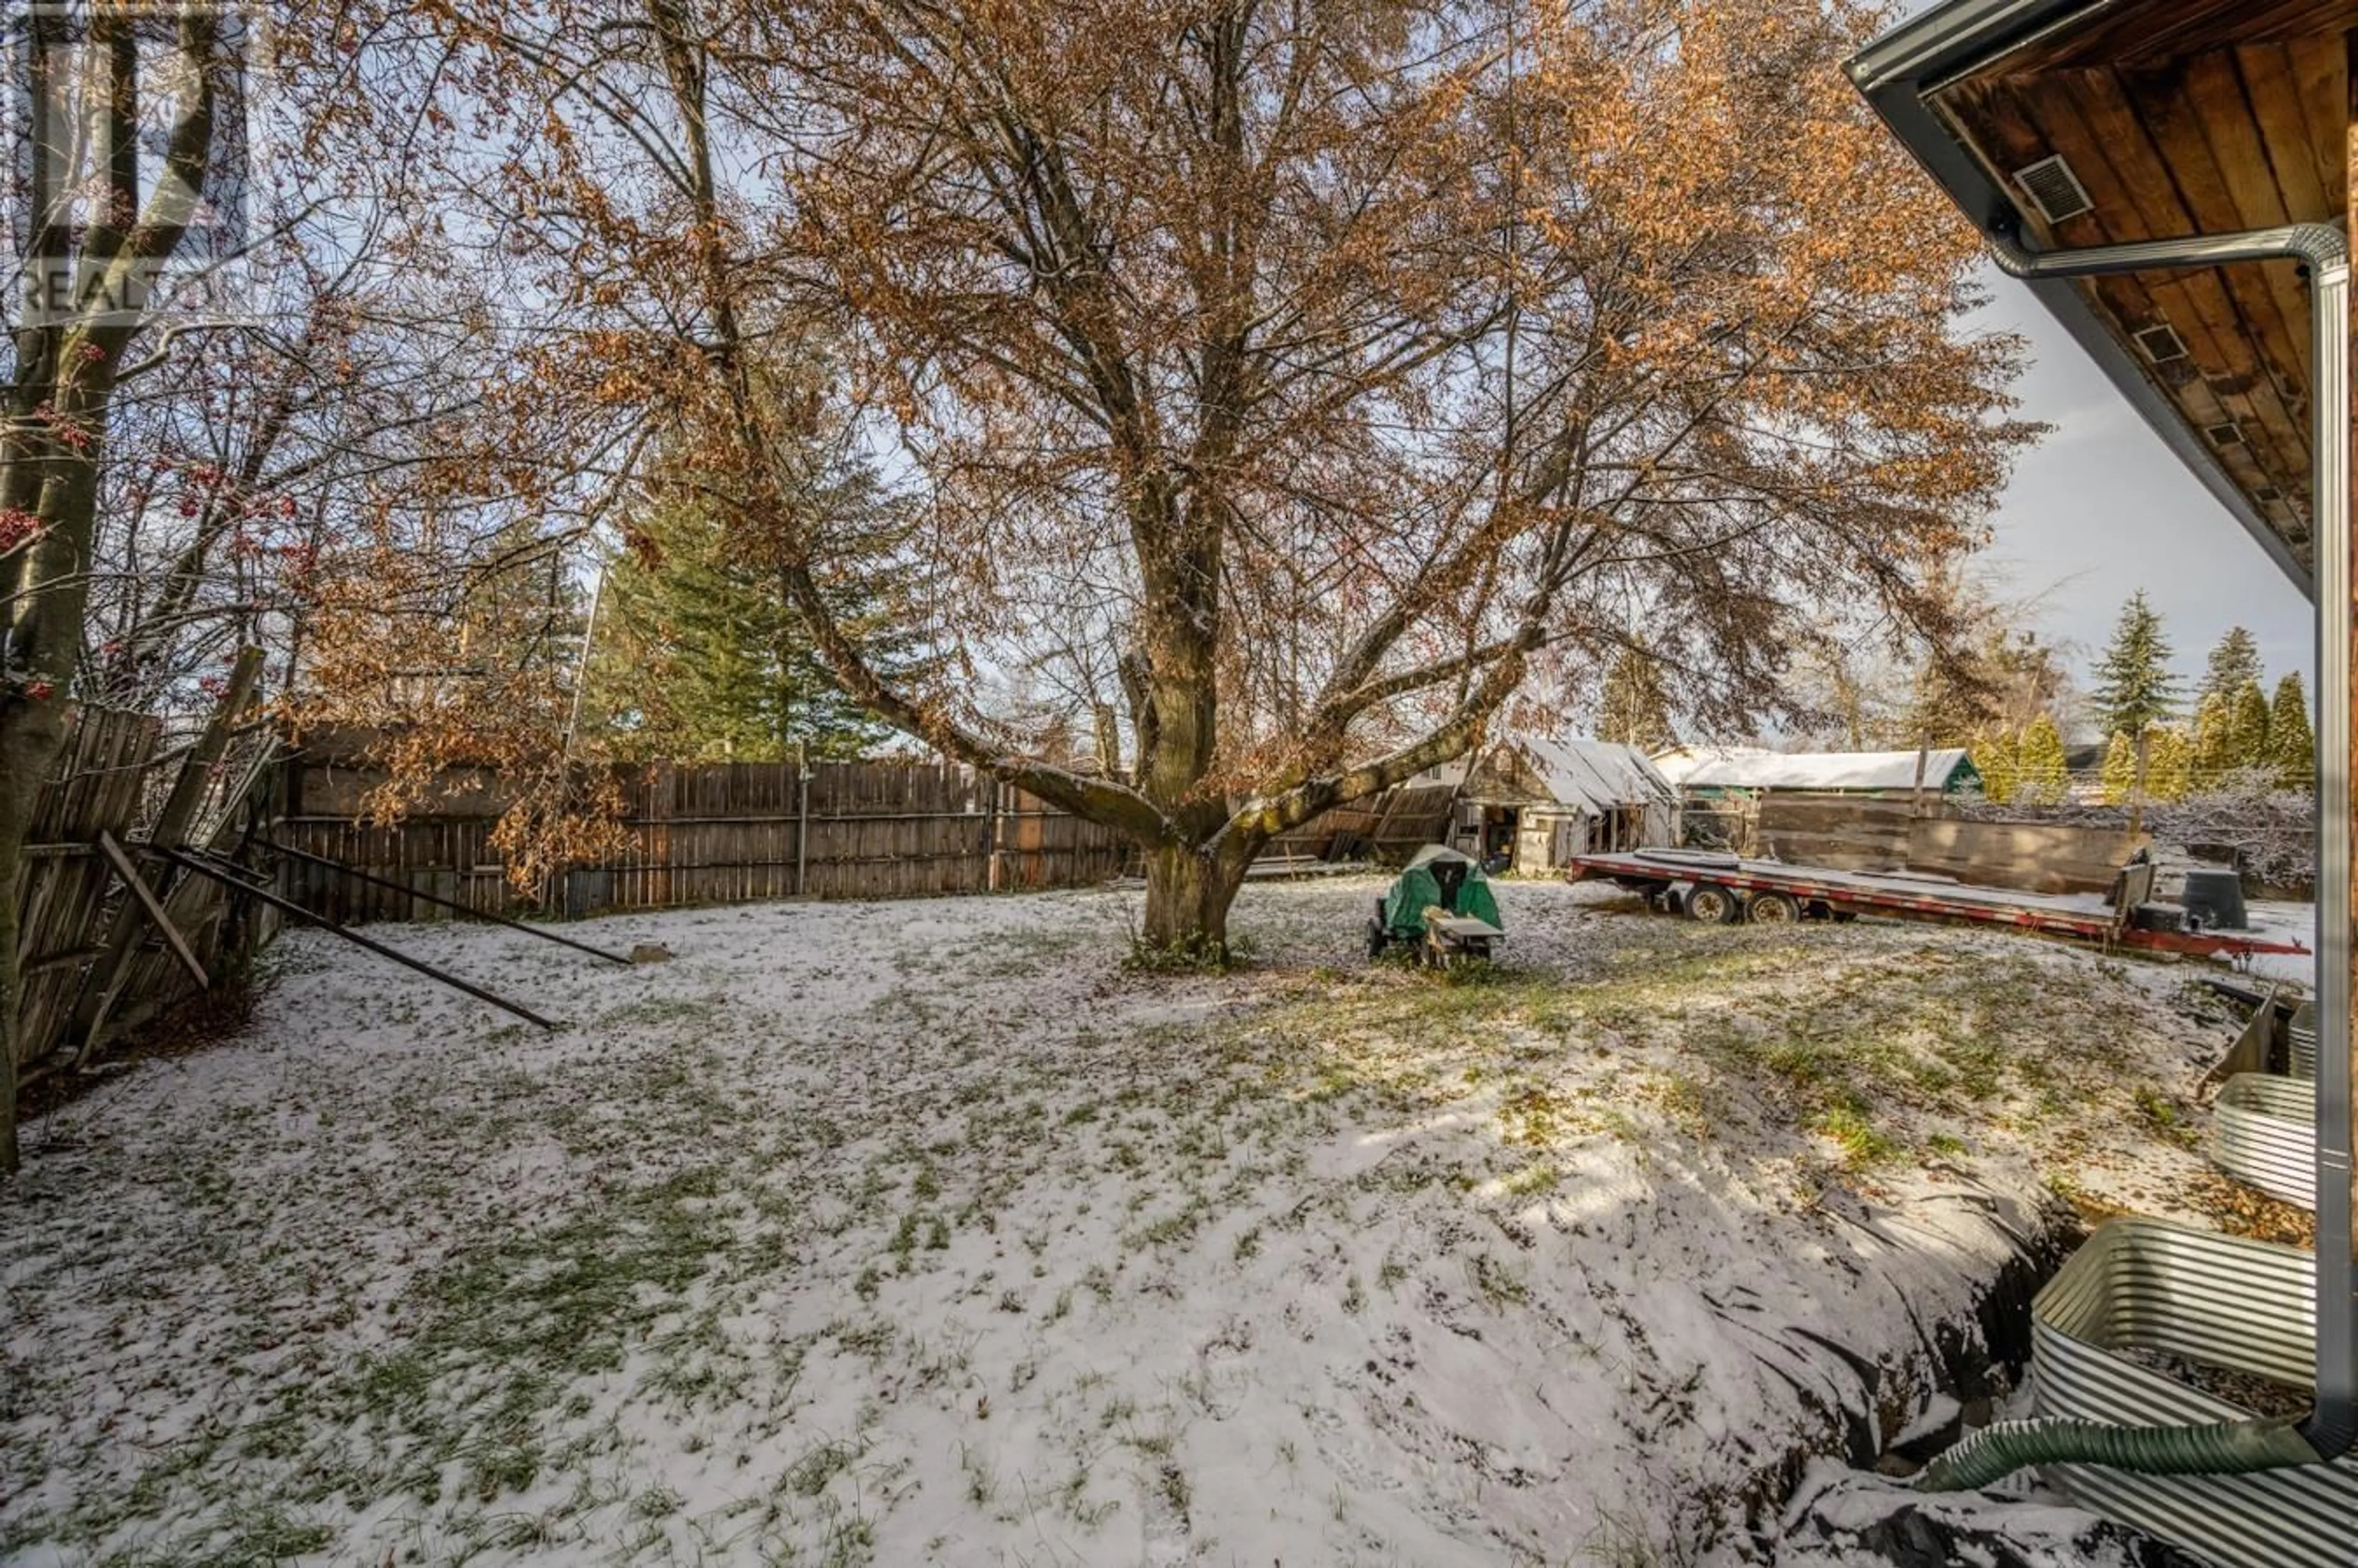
(275, 750, 1139, 923)
(12, 705, 260, 1085)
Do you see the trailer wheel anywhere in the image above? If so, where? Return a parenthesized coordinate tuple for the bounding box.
(1687, 883, 1740, 925)
(1746, 890, 1801, 925)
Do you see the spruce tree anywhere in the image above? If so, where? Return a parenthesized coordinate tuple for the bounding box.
(2228, 678, 2271, 774)
(2268, 673, 2316, 791)
(1597, 647, 1676, 751)
(580, 469, 928, 763)
(2197, 626, 2262, 710)
(2017, 714, 2068, 804)
(2189, 693, 2235, 790)
(1973, 728, 2019, 804)
(2145, 724, 2193, 803)
(2090, 591, 2181, 740)
(2099, 730, 2136, 805)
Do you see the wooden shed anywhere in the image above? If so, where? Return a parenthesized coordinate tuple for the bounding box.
(1452, 735, 1678, 872)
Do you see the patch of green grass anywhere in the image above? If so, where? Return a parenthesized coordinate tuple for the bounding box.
(2134, 1085, 2202, 1149)
(1470, 1252, 1528, 1308)
(18, 1163, 735, 1561)
(785, 1437, 862, 1498)
(1499, 1160, 1559, 1197)
(1814, 1099, 1897, 1171)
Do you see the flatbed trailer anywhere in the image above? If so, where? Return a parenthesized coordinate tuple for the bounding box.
(1563, 849, 2309, 962)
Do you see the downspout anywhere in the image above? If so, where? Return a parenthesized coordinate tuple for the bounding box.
(1920, 219, 2355, 1488)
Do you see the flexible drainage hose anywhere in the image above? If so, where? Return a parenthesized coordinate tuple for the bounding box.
(1914, 1414, 2325, 1492)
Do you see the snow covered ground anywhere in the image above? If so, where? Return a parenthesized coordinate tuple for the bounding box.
(2238, 899, 2317, 989)
(0, 878, 2268, 1567)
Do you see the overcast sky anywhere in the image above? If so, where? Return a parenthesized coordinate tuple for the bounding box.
(1972, 274, 2315, 704)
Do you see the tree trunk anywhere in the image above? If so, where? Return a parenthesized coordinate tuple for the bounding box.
(0, 822, 22, 1174)
(1140, 840, 1251, 953)
(0, 715, 50, 1173)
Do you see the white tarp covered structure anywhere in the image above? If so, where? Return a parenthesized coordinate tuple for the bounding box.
(1654, 745, 1977, 795)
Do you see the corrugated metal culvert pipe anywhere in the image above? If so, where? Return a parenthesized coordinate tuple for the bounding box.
(1911, 219, 2357, 1492)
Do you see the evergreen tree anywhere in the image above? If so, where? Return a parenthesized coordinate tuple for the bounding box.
(2099, 730, 2136, 805)
(2090, 591, 2181, 740)
(2197, 626, 2263, 711)
(2189, 693, 2235, 788)
(1597, 646, 1676, 751)
(1972, 728, 2020, 804)
(2228, 678, 2272, 774)
(459, 518, 590, 680)
(2017, 713, 2068, 804)
(580, 468, 929, 763)
(2145, 724, 2192, 803)
(2268, 673, 2316, 791)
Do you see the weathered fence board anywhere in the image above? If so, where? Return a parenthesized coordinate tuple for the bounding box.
(1753, 793, 1923, 871)
(10, 705, 255, 1082)
(1906, 818, 2149, 898)
(276, 751, 1137, 922)
(1693, 790, 2146, 897)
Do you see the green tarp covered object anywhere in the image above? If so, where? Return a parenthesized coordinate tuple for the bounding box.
(1379, 844, 1503, 942)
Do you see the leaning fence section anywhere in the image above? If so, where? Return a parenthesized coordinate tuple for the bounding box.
(274, 749, 1138, 923)
(11, 704, 259, 1084)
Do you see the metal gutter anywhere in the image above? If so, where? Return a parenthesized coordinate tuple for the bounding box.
(1844, 6, 2314, 596)
(1846, 0, 2123, 97)
(1848, 0, 2353, 1467)
(1986, 220, 2354, 1462)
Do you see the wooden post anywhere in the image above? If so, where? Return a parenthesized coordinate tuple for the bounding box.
(987, 775, 1007, 892)
(2128, 726, 2150, 839)
(795, 743, 809, 897)
(93, 831, 208, 989)
(2340, 90, 2358, 1419)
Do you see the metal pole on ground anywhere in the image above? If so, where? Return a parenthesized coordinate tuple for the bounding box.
(157, 848, 561, 1031)
(260, 840, 634, 965)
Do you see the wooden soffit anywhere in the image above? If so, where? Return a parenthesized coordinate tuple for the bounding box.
(1921, 2, 2358, 576)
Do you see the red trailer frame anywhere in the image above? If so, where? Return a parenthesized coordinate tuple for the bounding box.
(1563, 850, 2308, 961)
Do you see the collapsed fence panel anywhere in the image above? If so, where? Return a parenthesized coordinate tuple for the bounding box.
(9, 704, 261, 1084)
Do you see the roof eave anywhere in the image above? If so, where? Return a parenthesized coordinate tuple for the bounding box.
(1846, 0, 2316, 600)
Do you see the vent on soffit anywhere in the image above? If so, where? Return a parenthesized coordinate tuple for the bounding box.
(2133, 323, 2189, 363)
(2014, 154, 2095, 224)
(2206, 421, 2245, 448)
(2254, 485, 2285, 505)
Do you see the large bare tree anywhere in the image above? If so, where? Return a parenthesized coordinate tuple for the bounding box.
(425, 0, 2039, 952)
